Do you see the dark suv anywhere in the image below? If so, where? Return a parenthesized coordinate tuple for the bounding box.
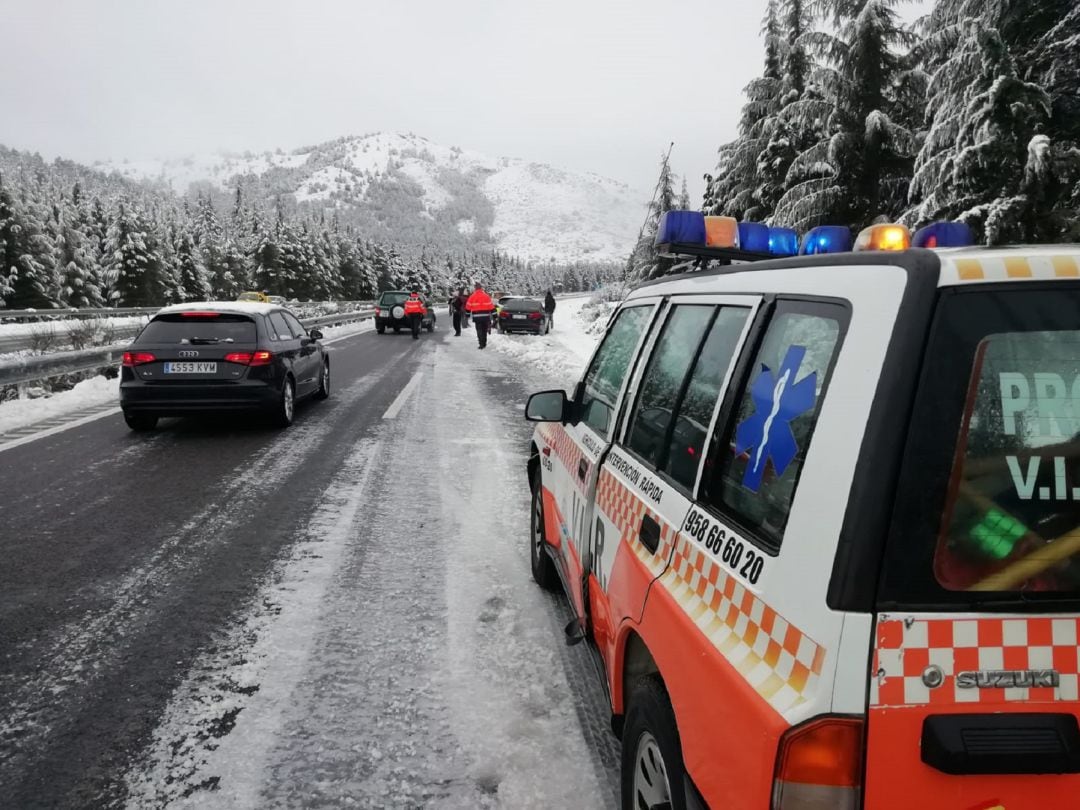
(374, 290, 436, 334)
(119, 302, 330, 431)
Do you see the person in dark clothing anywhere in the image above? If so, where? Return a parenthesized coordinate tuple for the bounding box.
(465, 282, 496, 349)
(450, 287, 467, 336)
(544, 290, 556, 329)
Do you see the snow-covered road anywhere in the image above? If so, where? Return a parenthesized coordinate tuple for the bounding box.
(0, 297, 616, 808)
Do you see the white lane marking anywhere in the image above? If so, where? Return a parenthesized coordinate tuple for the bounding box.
(0, 407, 122, 455)
(381, 372, 423, 419)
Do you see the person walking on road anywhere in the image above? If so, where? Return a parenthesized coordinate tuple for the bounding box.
(404, 289, 426, 340)
(450, 287, 467, 336)
(544, 289, 556, 330)
(465, 282, 495, 349)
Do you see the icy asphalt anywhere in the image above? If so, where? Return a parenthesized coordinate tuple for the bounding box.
(0, 313, 619, 809)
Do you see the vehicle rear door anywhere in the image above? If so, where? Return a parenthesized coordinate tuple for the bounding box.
(129, 311, 259, 383)
(589, 296, 759, 667)
(539, 299, 661, 631)
(869, 283, 1080, 809)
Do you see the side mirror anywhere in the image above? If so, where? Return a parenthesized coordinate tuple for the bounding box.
(525, 389, 568, 423)
(309, 328, 324, 340)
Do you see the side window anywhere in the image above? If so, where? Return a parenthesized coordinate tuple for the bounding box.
(662, 308, 750, 489)
(710, 301, 846, 550)
(580, 305, 653, 438)
(283, 312, 307, 339)
(626, 305, 715, 469)
(269, 312, 293, 341)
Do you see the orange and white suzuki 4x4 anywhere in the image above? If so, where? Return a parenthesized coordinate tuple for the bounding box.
(524, 225, 1080, 810)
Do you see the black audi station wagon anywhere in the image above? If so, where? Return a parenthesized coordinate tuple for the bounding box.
(119, 302, 330, 431)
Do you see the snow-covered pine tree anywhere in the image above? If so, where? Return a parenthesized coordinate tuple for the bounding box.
(56, 200, 102, 307)
(626, 154, 678, 282)
(195, 194, 234, 298)
(773, 0, 916, 231)
(106, 200, 162, 306)
(0, 174, 18, 305)
(175, 225, 212, 302)
(5, 183, 59, 309)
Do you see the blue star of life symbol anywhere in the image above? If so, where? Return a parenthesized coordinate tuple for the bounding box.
(735, 345, 817, 492)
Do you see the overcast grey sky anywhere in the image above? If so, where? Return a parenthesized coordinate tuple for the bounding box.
(1, 0, 928, 201)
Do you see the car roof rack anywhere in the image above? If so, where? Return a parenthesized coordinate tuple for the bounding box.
(655, 242, 773, 265)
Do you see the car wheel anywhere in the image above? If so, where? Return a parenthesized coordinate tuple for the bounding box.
(530, 472, 560, 591)
(273, 377, 295, 427)
(314, 361, 330, 400)
(621, 676, 687, 810)
(376, 323, 385, 334)
(124, 412, 158, 432)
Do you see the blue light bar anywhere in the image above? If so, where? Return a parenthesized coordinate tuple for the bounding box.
(737, 222, 770, 254)
(801, 225, 852, 255)
(655, 211, 706, 246)
(912, 221, 975, 248)
(768, 227, 799, 257)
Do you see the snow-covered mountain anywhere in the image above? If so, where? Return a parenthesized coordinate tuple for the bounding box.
(98, 133, 646, 264)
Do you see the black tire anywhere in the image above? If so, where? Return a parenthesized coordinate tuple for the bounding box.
(621, 676, 687, 810)
(530, 472, 560, 591)
(314, 361, 330, 400)
(272, 377, 295, 428)
(376, 323, 385, 334)
(124, 412, 158, 432)
(425, 320, 434, 332)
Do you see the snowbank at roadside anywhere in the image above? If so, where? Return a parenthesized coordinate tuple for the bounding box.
(486, 297, 601, 387)
(486, 290, 628, 389)
(0, 375, 118, 434)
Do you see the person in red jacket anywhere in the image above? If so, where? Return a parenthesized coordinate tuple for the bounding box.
(403, 289, 426, 339)
(464, 282, 495, 349)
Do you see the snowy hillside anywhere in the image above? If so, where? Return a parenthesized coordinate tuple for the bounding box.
(98, 133, 646, 264)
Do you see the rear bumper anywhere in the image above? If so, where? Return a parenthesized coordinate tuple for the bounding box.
(120, 380, 279, 415)
(500, 322, 544, 333)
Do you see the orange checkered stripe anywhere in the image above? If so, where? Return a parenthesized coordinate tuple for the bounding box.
(871, 616, 1080, 707)
(658, 537, 825, 717)
(945, 254, 1080, 283)
(595, 468, 675, 578)
(539, 424, 588, 493)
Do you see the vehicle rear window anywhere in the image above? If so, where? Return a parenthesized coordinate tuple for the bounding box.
(881, 285, 1080, 606)
(379, 292, 408, 306)
(504, 299, 541, 312)
(136, 314, 256, 344)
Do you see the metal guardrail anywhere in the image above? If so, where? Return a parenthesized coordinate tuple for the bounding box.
(0, 301, 375, 323)
(0, 309, 374, 389)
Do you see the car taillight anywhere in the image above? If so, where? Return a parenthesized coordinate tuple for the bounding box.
(772, 717, 863, 810)
(500, 310, 510, 318)
(528, 312, 542, 320)
(375, 307, 381, 316)
(224, 350, 274, 366)
(122, 351, 156, 366)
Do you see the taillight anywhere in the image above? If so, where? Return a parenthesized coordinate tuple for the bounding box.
(375, 307, 381, 316)
(500, 310, 510, 318)
(224, 350, 273, 366)
(122, 351, 156, 366)
(772, 716, 863, 810)
(528, 312, 542, 320)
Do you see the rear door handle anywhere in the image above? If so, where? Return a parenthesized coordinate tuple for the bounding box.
(578, 458, 588, 481)
(639, 514, 661, 554)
